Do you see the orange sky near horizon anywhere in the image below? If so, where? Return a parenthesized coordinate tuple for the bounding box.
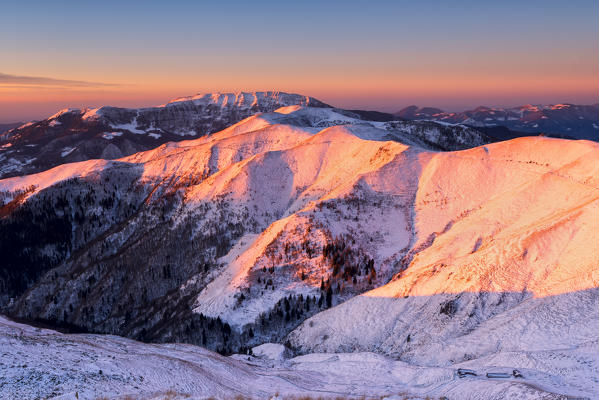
(2, 67, 598, 122)
(2, 0, 598, 122)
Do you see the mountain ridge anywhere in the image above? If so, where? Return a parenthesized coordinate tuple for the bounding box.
(396, 102, 599, 140)
(0, 93, 495, 180)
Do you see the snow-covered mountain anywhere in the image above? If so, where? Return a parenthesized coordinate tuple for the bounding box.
(0, 92, 329, 179)
(3, 104, 599, 398)
(397, 103, 599, 140)
(0, 106, 490, 342)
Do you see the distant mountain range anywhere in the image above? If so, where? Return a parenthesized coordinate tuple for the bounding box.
(2, 94, 598, 181)
(0, 92, 494, 179)
(396, 103, 599, 140)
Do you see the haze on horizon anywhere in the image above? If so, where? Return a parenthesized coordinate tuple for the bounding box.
(1, 0, 598, 123)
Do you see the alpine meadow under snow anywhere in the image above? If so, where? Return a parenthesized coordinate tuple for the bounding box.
(2, 93, 599, 399)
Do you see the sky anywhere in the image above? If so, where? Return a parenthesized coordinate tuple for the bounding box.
(1, 0, 598, 122)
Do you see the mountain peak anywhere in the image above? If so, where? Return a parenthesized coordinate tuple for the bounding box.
(48, 108, 81, 119)
(163, 91, 331, 109)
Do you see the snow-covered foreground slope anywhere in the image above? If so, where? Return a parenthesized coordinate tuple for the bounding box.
(1, 315, 590, 399)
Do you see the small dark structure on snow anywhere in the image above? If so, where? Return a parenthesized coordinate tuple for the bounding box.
(457, 368, 477, 378)
(512, 369, 524, 378)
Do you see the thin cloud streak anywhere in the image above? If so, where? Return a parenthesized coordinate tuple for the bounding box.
(0, 73, 120, 87)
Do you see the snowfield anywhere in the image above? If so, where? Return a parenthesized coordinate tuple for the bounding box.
(0, 316, 589, 399)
